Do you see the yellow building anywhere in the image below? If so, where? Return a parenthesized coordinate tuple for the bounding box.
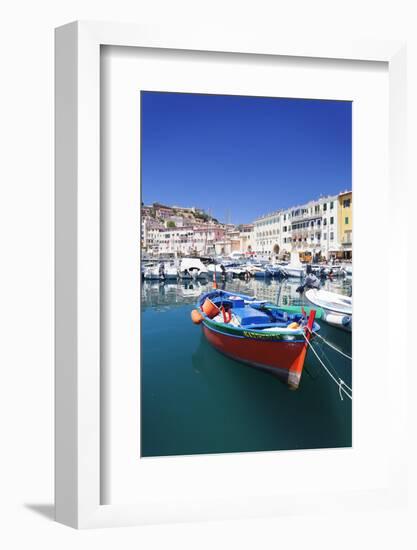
(337, 191, 352, 259)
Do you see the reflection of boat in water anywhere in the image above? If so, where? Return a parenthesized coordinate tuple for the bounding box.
(179, 281, 206, 298)
(191, 289, 319, 389)
(305, 289, 352, 331)
(141, 279, 213, 306)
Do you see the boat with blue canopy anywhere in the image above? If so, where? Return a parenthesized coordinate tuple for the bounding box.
(191, 289, 319, 389)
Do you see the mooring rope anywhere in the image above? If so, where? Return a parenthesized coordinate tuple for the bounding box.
(303, 333, 352, 400)
(312, 331, 352, 361)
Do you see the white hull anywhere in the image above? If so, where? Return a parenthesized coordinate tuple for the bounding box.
(178, 258, 209, 280)
(144, 263, 179, 280)
(179, 270, 209, 280)
(283, 267, 305, 278)
(322, 311, 352, 331)
(306, 289, 352, 331)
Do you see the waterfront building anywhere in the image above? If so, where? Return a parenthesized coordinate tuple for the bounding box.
(238, 224, 255, 254)
(155, 224, 225, 256)
(337, 191, 352, 259)
(253, 193, 347, 260)
(141, 217, 165, 254)
(253, 211, 283, 257)
(141, 195, 351, 260)
(192, 224, 225, 255)
(214, 226, 241, 256)
(156, 227, 196, 255)
(310, 195, 339, 260)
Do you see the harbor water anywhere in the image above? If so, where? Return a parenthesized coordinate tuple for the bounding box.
(141, 277, 352, 458)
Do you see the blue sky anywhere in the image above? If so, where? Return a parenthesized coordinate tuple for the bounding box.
(141, 92, 351, 224)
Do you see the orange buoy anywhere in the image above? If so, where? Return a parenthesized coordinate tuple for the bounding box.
(202, 298, 220, 319)
(287, 322, 300, 329)
(191, 309, 204, 324)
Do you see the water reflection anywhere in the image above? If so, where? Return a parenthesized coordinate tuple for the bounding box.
(140, 276, 352, 457)
(141, 276, 352, 309)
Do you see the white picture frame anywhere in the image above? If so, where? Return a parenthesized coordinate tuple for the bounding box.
(55, 21, 407, 529)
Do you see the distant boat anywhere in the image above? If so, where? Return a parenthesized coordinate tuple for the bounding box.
(191, 289, 319, 389)
(163, 264, 179, 280)
(246, 264, 272, 278)
(178, 258, 209, 280)
(280, 252, 306, 278)
(305, 288, 352, 331)
(143, 262, 178, 280)
(265, 264, 287, 278)
(226, 265, 250, 278)
(206, 263, 232, 279)
(310, 264, 344, 278)
(143, 265, 162, 280)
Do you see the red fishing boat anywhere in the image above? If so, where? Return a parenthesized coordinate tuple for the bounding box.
(191, 290, 319, 389)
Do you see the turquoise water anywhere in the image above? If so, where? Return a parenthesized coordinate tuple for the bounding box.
(141, 277, 352, 457)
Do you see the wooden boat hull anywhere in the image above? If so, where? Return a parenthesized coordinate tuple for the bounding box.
(202, 320, 311, 389)
(193, 290, 318, 389)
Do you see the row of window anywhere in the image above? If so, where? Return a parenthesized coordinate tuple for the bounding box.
(257, 201, 337, 226)
(284, 233, 336, 242)
(257, 212, 338, 229)
(257, 215, 347, 237)
(259, 232, 335, 245)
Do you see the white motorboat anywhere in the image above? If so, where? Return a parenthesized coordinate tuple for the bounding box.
(225, 267, 248, 278)
(305, 288, 352, 331)
(143, 262, 178, 280)
(310, 264, 344, 278)
(143, 264, 162, 280)
(266, 264, 286, 278)
(280, 252, 306, 278)
(206, 263, 231, 278)
(245, 263, 272, 278)
(163, 264, 180, 280)
(178, 258, 209, 280)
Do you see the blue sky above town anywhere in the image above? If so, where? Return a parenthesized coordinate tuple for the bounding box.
(141, 91, 351, 225)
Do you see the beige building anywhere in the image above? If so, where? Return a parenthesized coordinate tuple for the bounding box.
(253, 193, 346, 260)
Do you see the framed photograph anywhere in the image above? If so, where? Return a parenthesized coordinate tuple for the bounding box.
(55, 21, 407, 528)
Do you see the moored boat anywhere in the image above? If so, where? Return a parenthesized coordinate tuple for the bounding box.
(265, 264, 287, 278)
(305, 288, 352, 331)
(226, 265, 250, 279)
(178, 258, 209, 280)
(246, 264, 273, 278)
(191, 290, 319, 389)
(143, 261, 178, 280)
(280, 252, 306, 279)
